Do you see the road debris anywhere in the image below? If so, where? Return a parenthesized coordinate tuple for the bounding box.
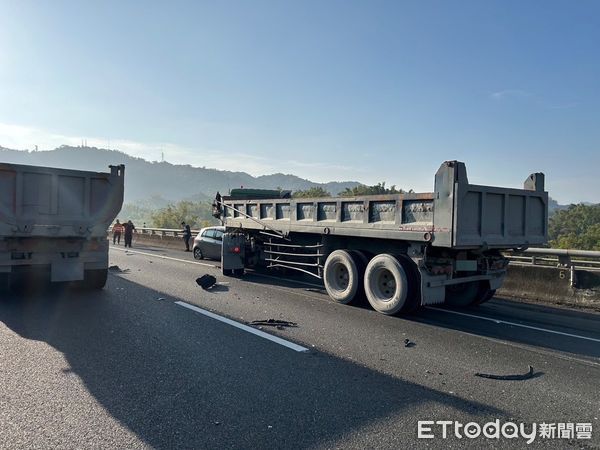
(196, 274, 217, 289)
(108, 265, 130, 273)
(248, 319, 298, 328)
(404, 338, 415, 348)
(475, 365, 535, 381)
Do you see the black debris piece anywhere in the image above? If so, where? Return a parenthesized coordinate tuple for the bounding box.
(196, 274, 217, 289)
(248, 319, 298, 328)
(404, 338, 415, 348)
(108, 265, 130, 273)
(475, 365, 535, 381)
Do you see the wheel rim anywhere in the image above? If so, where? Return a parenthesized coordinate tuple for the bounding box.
(330, 262, 350, 292)
(194, 248, 202, 258)
(373, 268, 396, 302)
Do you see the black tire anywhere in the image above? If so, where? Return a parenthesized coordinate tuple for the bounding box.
(396, 254, 421, 313)
(84, 269, 108, 290)
(349, 250, 369, 302)
(222, 268, 233, 276)
(445, 281, 481, 307)
(193, 247, 203, 260)
(233, 268, 245, 277)
(323, 250, 362, 304)
(364, 254, 412, 315)
(476, 288, 496, 305)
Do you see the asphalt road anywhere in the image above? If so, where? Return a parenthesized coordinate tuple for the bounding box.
(1, 242, 599, 449)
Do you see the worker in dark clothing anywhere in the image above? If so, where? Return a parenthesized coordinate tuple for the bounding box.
(124, 220, 135, 248)
(182, 222, 192, 252)
(212, 191, 222, 218)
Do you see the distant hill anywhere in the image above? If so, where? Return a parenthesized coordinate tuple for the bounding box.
(0, 145, 360, 204)
(548, 197, 571, 215)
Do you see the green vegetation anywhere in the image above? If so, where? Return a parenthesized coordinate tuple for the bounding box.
(293, 187, 331, 198)
(338, 182, 413, 197)
(150, 201, 218, 229)
(548, 204, 600, 250)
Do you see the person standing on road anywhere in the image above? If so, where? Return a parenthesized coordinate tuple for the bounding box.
(182, 222, 192, 252)
(112, 219, 124, 245)
(124, 220, 136, 248)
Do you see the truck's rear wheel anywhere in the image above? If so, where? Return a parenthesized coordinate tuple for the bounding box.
(396, 255, 421, 312)
(84, 269, 108, 290)
(323, 250, 362, 304)
(474, 283, 496, 305)
(364, 254, 414, 315)
(445, 281, 481, 307)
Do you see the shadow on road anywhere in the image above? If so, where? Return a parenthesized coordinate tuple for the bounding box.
(0, 276, 506, 449)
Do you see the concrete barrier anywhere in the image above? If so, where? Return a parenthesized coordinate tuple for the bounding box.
(498, 264, 600, 309)
(122, 232, 600, 309)
(124, 231, 188, 251)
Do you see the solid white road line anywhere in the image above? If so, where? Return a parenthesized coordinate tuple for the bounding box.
(111, 246, 217, 268)
(431, 308, 600, 343)
(175, 301, 309, 353)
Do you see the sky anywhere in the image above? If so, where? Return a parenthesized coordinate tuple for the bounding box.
(0, 0, 598, 203)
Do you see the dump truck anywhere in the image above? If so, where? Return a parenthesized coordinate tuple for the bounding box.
(217, 161, 548, 315)
(0, 162, 125, 290)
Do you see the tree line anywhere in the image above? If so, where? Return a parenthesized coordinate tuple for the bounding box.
(293, 182, 414, 198)
(548, 203, 600, 250)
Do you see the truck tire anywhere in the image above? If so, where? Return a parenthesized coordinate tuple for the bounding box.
(396, 255, 421, 313)
(445, 280, 482, 307)
(324, 250, 362, 304)
(364, 254, 411, 315)
(349, 250, 370, 302)
(475, 288, 496, 305)
(84, 269, 108, 290)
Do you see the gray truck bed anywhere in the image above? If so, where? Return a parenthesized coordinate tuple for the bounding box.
(0, 162, 125, 239)
(223, 161, 547, 249)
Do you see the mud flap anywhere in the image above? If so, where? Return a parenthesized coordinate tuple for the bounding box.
(419, 271, 447, 305)
(222, 233, 245, 274)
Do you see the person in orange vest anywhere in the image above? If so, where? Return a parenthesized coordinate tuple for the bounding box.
(112, 220, 124, 245)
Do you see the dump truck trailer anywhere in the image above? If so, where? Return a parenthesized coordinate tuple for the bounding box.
(0, 162, 125, 290)
(218, 161, 548, 315)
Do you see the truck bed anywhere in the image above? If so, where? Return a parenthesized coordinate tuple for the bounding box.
(0, 162, 125, 239)
(222, 161, 547, 249)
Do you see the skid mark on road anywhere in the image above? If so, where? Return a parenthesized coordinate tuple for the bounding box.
(175, 301, 309, 353)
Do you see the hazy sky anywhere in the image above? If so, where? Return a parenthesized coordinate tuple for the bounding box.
(0, 1, 598, 203)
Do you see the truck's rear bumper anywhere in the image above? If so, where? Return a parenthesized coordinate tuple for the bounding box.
(0, 239, 108, 282)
